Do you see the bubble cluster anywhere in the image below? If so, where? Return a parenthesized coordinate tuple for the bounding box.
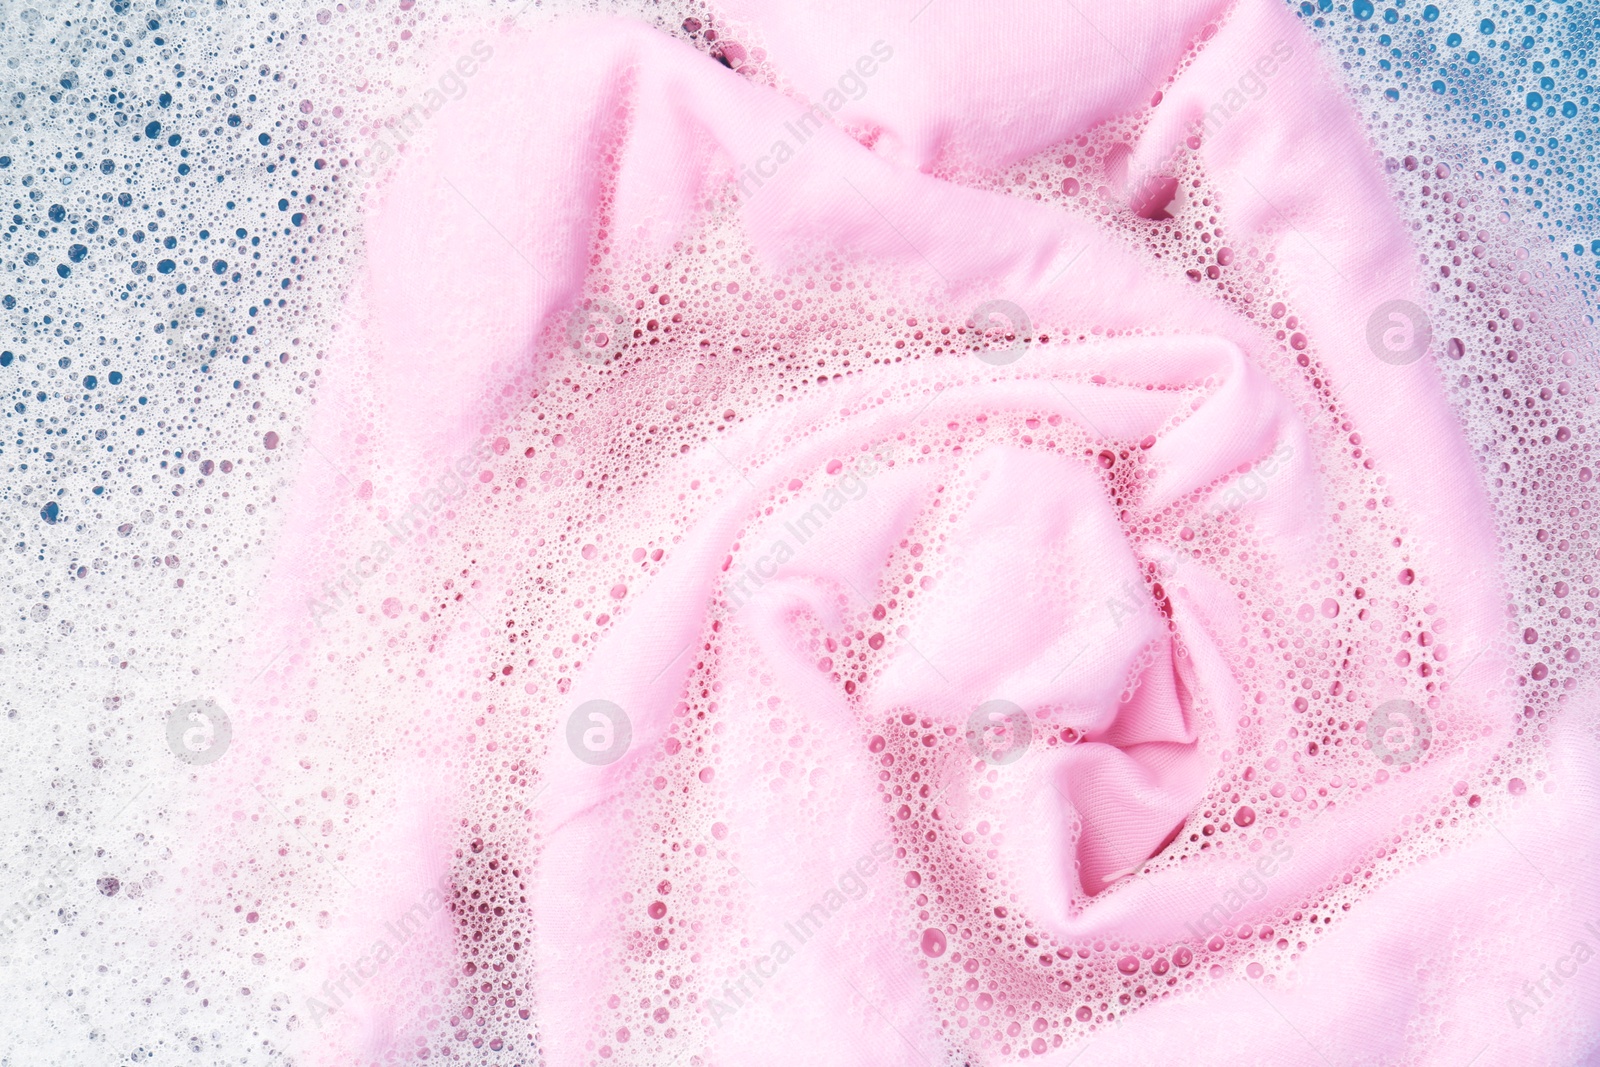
(1293, 0, 1600, 296)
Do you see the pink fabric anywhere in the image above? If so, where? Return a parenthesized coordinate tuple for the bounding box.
(208, 1, 1600, 1064)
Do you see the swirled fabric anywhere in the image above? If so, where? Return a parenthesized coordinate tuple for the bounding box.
(213, 0, 1600, 1065)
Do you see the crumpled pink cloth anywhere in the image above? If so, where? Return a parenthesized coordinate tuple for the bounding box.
(217, 0, 1600, 1064)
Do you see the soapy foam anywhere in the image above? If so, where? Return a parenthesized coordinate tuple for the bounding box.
(4, 1, 1599, 1065)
